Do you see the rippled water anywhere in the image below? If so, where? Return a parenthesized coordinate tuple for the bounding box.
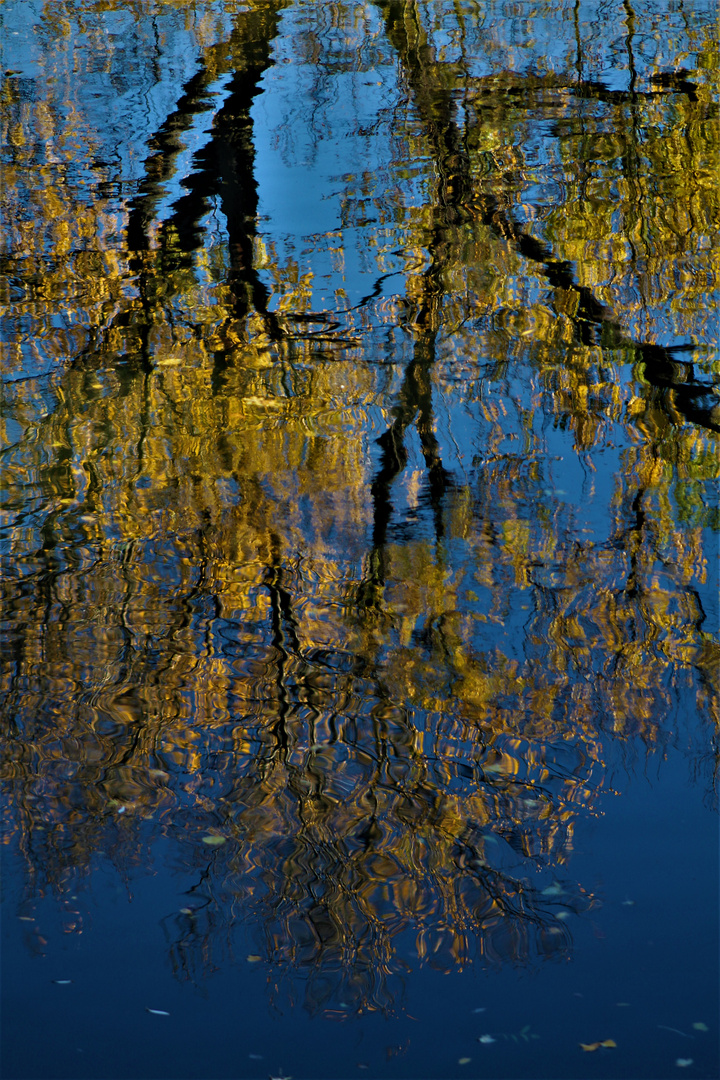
(1, 2, 718, 1078)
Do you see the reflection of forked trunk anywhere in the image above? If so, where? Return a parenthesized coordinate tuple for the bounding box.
(124, 2, 289, 348)
(373, 0, 719, 433)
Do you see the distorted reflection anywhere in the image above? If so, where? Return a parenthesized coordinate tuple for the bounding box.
(1, 0, 718, 1024)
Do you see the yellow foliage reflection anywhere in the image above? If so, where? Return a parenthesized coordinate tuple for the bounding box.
(1, 0, 718, 1017)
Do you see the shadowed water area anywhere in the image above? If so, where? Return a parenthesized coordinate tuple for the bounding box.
(0, 1, 718, 1078)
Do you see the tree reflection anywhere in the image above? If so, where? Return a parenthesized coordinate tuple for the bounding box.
(1, 0, 718, 1019)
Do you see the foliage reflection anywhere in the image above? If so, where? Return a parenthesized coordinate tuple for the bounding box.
(1, 0, 718, 1018)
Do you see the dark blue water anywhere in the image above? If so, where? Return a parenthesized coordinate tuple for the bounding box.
(3, 750, 717, 1078)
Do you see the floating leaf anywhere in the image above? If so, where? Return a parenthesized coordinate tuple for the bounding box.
(581, 1040, 616, 1051)
(675, 1060, 693, 1068)
(201, 835, 226, 846)
(157, 357, 183, 367)
(581, 1043, 601, 1052)
(692, 1022, 708, 1032)
(146, 1008, 170, 1016)
(458, 1058, 472, 1065)
(477, 1035, 496, 1044)
(246, 954, 262, 963)
(600, 1040, 617, 1048)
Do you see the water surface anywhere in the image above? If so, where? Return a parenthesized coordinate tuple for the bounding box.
(1, 1, 718, 1077)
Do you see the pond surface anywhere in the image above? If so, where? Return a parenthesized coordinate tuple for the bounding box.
(1, 2, 718, 1078)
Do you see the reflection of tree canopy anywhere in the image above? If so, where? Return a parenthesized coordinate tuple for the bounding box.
(1, 0, 718, 1016)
